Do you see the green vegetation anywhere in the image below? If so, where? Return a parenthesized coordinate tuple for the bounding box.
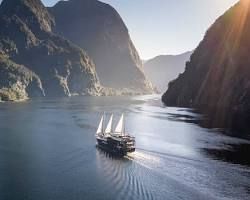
(0, 87, 26, 101)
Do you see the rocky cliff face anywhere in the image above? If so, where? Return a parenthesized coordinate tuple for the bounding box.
(162, 0, 250, 133)
(49, 0, 154, 94)
(0, 0, 102, 101)
(144, 51, 192, 92)
(0, 54, 44, 101)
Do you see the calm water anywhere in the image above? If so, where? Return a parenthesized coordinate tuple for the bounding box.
(0, 95, 250, 200)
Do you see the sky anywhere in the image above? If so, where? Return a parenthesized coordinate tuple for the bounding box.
(1, 0, 239, 59)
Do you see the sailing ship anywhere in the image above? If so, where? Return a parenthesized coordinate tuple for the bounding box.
(96, 113, 136, 156)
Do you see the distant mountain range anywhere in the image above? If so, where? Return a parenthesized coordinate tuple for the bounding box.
(162, 0, 250, 134)
(0, 0, 154, 101)
(144, 51, 192, 92)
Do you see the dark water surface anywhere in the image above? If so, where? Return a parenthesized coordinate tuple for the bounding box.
(0, 95, 249, 200)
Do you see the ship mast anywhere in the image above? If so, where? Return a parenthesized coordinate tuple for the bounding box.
(114, 113, 124, 136)
(96, 114, 104, 136)
(105, 114, 113, 136)
(123, 113, 125, 136)
(102, 111, 105, 135)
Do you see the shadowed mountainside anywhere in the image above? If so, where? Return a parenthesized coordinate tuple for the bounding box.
(0, 54, 44, 101)
(144, 51, 192, 92)
(162, 0, 250, 134)
(0, 0, 105, 101)
(49, 0, 155, 94)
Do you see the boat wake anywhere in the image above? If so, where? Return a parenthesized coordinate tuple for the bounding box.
(125, 149, 250, 200)
(125, 151, 161, 170)
(96, 149, 154, 200)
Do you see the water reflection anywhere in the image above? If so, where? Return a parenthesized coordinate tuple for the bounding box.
(0, 95, 250, 200)
(202, 144, 250, 167)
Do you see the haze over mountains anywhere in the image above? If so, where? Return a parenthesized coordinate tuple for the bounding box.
(144, 51, 192, 92)
(1, 0, 249, 135)
(49, 0, 154, 93)
(162, 0, 250, 134)
(0, 0, 154, 101)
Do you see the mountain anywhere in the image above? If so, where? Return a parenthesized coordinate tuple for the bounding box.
(49, 0, 154, 94)
(144, 51, 192, 92)
(0, 54, 44, 101)
(0, 0, 103, 101)
(162, 0, 250, 134)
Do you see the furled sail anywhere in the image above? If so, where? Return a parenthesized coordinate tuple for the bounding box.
(96, 115, 104, 134)
(105, 114, 113, 134)
(114, 114, 124, 134)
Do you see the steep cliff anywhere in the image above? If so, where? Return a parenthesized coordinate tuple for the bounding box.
(0, 54, 44, 101)
(49, 0, 154, 94)
(162, 0, 250, 133)
(144, 51, 192, 92)
(0, 0, 102, 100)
